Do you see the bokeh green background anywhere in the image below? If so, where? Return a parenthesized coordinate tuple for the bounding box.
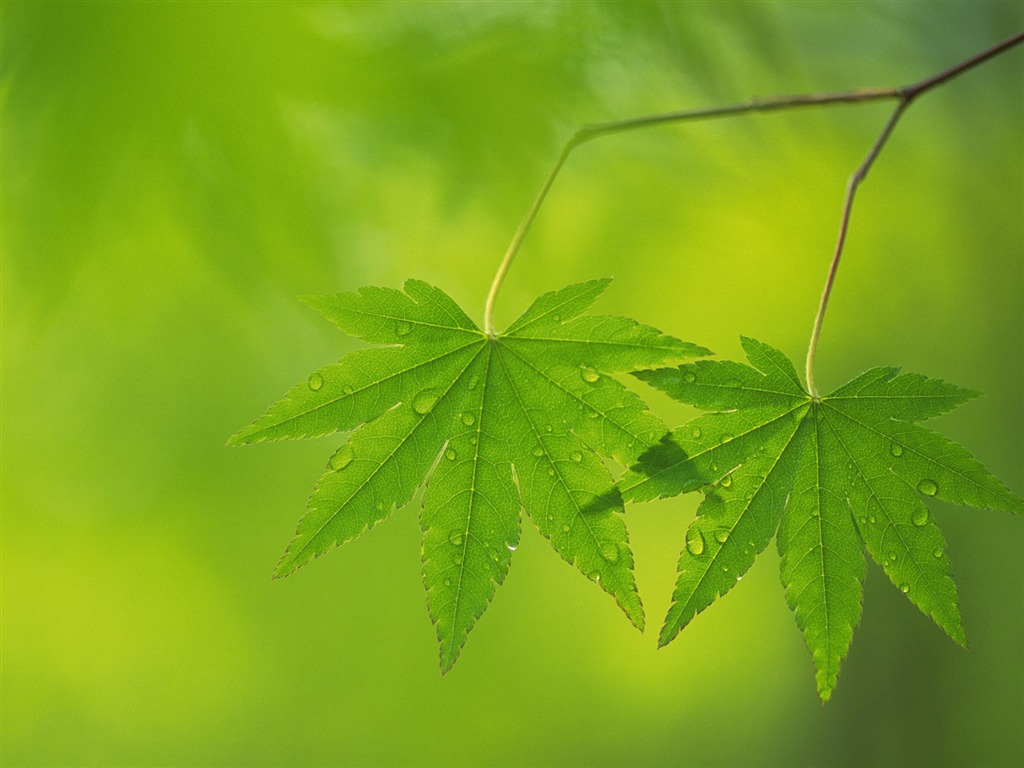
(3, 2, 1022, 766)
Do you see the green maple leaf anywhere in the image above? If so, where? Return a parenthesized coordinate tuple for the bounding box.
(230, 278, 707, 671)
(621, 336, 1023, 701)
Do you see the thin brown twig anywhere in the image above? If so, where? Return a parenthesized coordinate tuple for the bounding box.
(482, 30, 1024, 392)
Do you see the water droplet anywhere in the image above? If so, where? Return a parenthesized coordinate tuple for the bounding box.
(721, 473, 733, 488)
(532, 446, 544, 458)
(571, 451, 582, 462)
(691, 427, 702, 439)
(721, 564, 730, 573)
(375, 500, 386, 512)
(307, 372, 324, 391)
(395, 321, 412, 337)
(899, 583, 910, 594)
(933, 548, 944, 558)
(506, 542, 517, 552)
(888, 552, 898, 562)
(917, 478, 938, 496)
(869, 516, 876, 525)
(551, 314, 561, 323)
(467, 376, 479, 391)
(448, 531, 464, 547)
(469, 435, 478, 445)
(682, 370, 696, 384)
(600, 543, 619, 563)
(587, 571, 601, 582)
(443, 578, 452, 587)
(342, 385, 354, 395)
(545, 425, 553, 433)
(547, 467, 555, 477)
(685, 527, 706, 557)
(721, 433, 734, 443)
(587, 411, 599, 420)
(890, 442, 904, 458)
(562, 524, 571, 533)
(911, 507, 929, 527)
(329, 445, 353, 471)
(580, 366, 600, 384)
(714, 528, 730, 544)
(412, 390, 439, 415)
(846, 460, 855, 470)
(451, 554, 461, 565)
(461, 412, 476, 426)
(445, 447, 457, 461)
(858, 516, 868, 526)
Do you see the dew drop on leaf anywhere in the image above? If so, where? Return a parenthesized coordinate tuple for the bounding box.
(461, 412, 476, 426)
(395, 321, 412, 337)
(532, 446, 544, 458)
(721, 473, 733, 488)
(587, 571, 601, 582)
(580, 366, 600, 384)
(933, 548, 944, 558)
(890, 442, 904, 458)
(685, 527, 706, 556)
(691, 427, 702, 439)
(467, 376, 479, 391)
(911, 507, 929, 527)
(412, 389, 440, 415)
(899, 583, 910, 594)
(506, 541, 517, 552)
(448, 531, 464, 547)
(443, 578, 451, 587)
(571, 451, 582, 462)
(307, 372, 324, 391)
(714, 528, 730, 544)
(547, 467, 555, 477)
(917, 478, 938, 496)
(888, 552, 898, 562)
(682, 370, 696, 384)
(342, 385, 354, 395)
(329, 445, 353, 471)
(445, 447, 458, 461)
(600, 542, 620, 563)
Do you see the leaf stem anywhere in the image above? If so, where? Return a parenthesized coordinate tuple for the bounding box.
(805, 30, 1024, 397)
(483, 31, 1024, 339)
(805, 100, 909, 398)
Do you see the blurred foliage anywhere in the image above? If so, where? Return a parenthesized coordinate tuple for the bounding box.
(2, 2, 1022, 766)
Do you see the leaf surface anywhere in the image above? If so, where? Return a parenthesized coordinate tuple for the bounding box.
(623, 337, 1023, 700)
(231, 279, 706, 671)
